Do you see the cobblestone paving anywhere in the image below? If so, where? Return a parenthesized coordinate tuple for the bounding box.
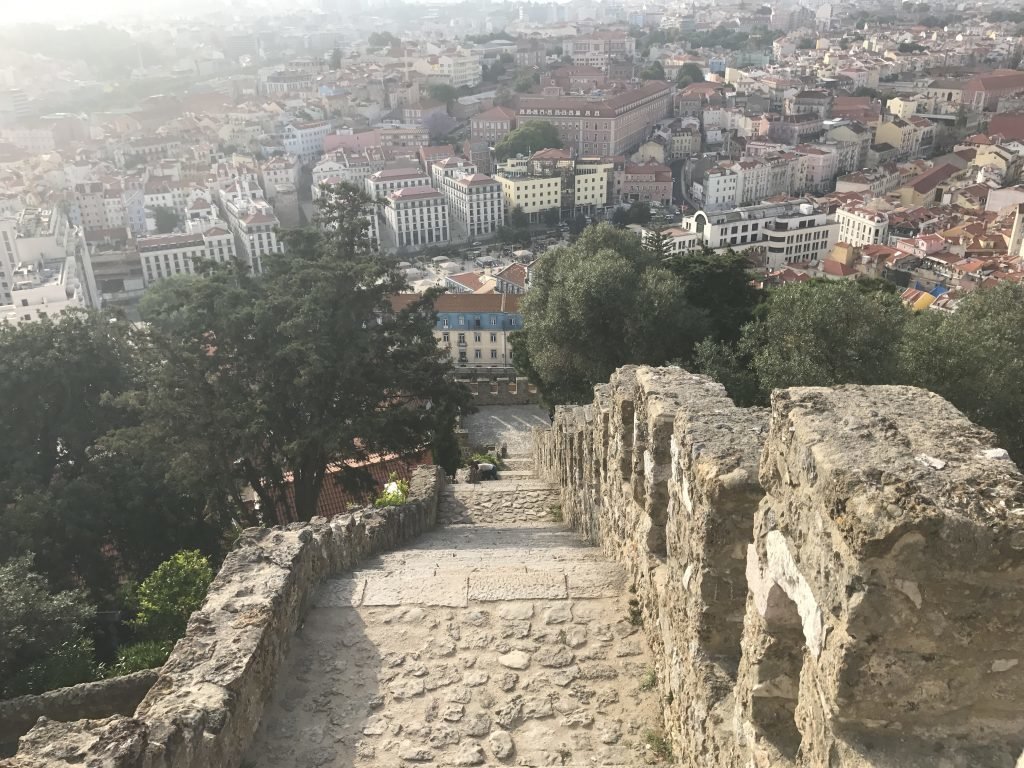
(463, 405, 550, 456)
(439, 480, 561, 526)
(246, 523, 668, 767)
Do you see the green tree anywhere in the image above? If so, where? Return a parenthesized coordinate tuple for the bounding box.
(427, 84, 458, 106)
(611, 207, 630, 228)
(627, 201, 651, 225)
(330, 48, 342, 69)
(644, 228, 670, 260)
(514, 71, 540, 92)
(515, 224, 712, 404)
(641, 61, 666, 80)
(667, 248, 763, 344)
(153, 206, 180, 234)
(494, 121, 562, 160)
(675, 62, 705, 87)
(742, 280, 907, 394)
(568, 213, 588, 237)
(508, 205, 530, 229)
(0, 556, 96, 697)
(899, 283, 1024, 464)
(132, 550, 214, 641)
(368, 31, 400, 48)
(542, 207, 561, 227)
(134, 183, 470, 522)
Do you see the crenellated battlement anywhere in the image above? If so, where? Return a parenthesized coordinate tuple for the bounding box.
(534, 366, 1024, 767)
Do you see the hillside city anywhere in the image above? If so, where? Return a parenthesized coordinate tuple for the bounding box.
(4, 0, 1024, 765)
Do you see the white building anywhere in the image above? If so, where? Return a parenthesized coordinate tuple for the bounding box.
(365, 168, 433, 201)
(136, 225, 236, 286)
(0, 217, 18, 305)
(1, 257, 85, 325)
(282, 121, 331, 165)
(219, 187, 282, 274)
(431, 156, 477, 189)
(413, 54, 482, 89)
(692, 167, 739, 210)
(680, 200, 838, 269)
(385, 187, 449, 248)
(836, 206, 889, 247)
(312, 148, 388, 190)
(441, 172, 505, 239)
(260, 154, 301, 200)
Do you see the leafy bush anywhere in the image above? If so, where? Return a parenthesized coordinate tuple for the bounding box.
(133, 550, 214, 641)
(374, 472, 410, 507)
(104, 640, 173, 677)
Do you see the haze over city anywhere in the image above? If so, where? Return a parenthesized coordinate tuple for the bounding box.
(3, 0, 1024, 766)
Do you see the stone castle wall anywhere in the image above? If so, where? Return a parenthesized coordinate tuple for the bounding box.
(457, 376, 540, 406)
(3, 466, 445, 768)
(0, 670, 159, 756)
(534, 366, 1024, 767)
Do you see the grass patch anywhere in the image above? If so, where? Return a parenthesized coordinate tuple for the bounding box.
(639, 666, 657, 691)
(547, 504, 563, 522)
(644, 730, 673, 761)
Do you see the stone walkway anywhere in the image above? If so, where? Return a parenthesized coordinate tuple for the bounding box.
(245, 409, 668, 767)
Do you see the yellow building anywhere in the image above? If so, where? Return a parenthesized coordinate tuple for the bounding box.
(573, 158, 613, 210)
(494, 172, 562, 218)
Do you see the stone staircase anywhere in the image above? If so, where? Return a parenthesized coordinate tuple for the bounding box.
(438, 458, 561, 526)
(246, 445, 667, 768)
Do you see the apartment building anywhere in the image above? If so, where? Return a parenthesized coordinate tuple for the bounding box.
(416, 292, 521, 367)
(385, 187, 449, 248)
(562, 32, 636, 69)
(825, 121, 872, 173)
(692, 167, 738, 210)
(144, 179, 190, 218)
(471, 106, 517, 146)
(836, 206, 889, 247)
(260, 154, 301, 199)
(835, 163, 901, 196)
(516, 81, 672, 156)
(219, 190, 282, 274)
(365, 168, 433, 201)
(573, 157, 613, 211)
(282, 121, 331, 165)
(413, 53, 483, 89)
(136, 225, 236, 286)
(312, 148, 388, 189)
(680, 200, 838, 269)
(0, 217, 17, 305)
(1, 257, 85, 326)
(431, 157, 477, 189)
(616, 160, 672, 205)
(494, 171, 562, 219)
(441, 173, 505, 238)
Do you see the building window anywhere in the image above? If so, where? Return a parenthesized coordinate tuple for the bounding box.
(442, 332, 449, 343)
(490, 349, 498, 359)
(442, 318, 449, 328)
(474, 349, 482, 359)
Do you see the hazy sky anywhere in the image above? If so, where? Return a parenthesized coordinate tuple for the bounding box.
(1, 0, 141, 26)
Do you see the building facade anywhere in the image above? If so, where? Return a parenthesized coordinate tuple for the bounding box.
(385, 187, 450, 248)
(516, 82, 672, 156)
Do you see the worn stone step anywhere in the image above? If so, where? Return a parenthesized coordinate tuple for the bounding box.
(496, 469, 535, 478)
(444, 479, 558, 494)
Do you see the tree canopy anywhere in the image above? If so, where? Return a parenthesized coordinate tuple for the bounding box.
(514, 225, 760, 404)
(0, 182, 470, 695)
(494, 121, 562, 160)
(153, 206, 180, 234)
(133, 183, 469, 524)
(0, 556, 96, 697)
(675, 63, 705, 86)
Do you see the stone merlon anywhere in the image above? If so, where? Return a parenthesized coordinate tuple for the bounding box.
(533, 367, 1024, 767)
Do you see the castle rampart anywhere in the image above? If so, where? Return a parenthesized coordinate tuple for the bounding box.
(534, 366, 1024, 767)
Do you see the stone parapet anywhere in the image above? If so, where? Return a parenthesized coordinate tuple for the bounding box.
(0, 670, 159, 756)
(533, 366, 1024, 767)
(3, 466, 445, 768)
